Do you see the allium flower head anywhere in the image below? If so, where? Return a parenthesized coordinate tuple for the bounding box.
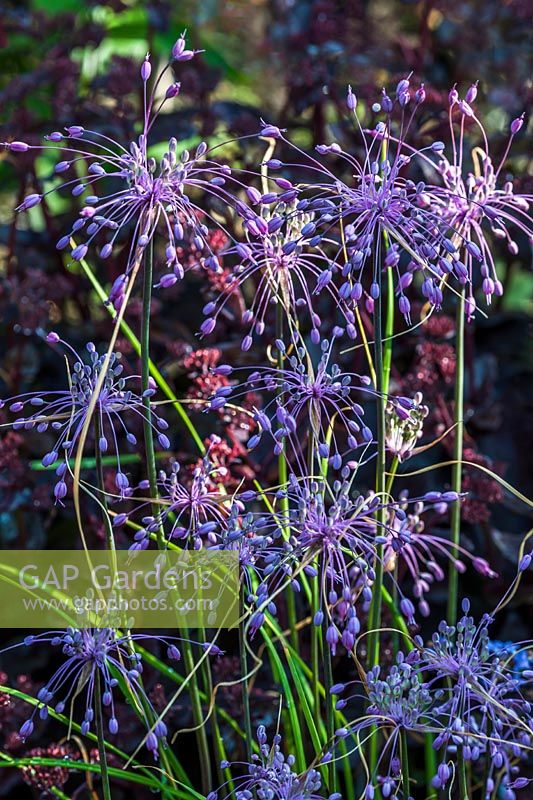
(333, 654, 439, 799)
(0, 334, 169, 501)
(411, 598, 533, 790)
(382, 490, 496, 616)
(9, 627, 214, 758)
(209, 330, 409, 470)
(264, 77, 463, 321)
(201, 198, 358, 348)
(417, 85, 531, 317)
(115, 443, 233, 550)
(209, 725, 341, 799)
(3, 35, 237, 304)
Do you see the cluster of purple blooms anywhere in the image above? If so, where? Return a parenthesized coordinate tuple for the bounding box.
(1, 32, 531, 800)
(8, 627, 222, 758)
(331, 588, 533, 799)
(0, 333, 169, 502)
(208, 725, 342, 800)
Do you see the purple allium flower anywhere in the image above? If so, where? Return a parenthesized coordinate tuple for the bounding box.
(413, 86, 532, 317)
(209, 330, 405, 470)
(117, 448, 232, 550)
(0, 336, 169, 500)
(382, 490, 497, 616)
(2, 36, 237, 296)
(201, 199, 358, 348)
(332, 655, 438, 797)
(8, 627, 216, 758)
(267, 78, 464, 321)
(210, 725, 341, 799)
(410, 599, 533, 790)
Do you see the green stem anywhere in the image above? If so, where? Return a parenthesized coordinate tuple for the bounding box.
(401, 729, 411, 799)
(94, 671, 112, 800)
(457, 746, 469, 800)
(366, 256, 387, 787)
(447, 286, 465, 625)
(240, 586, 253, 764)
(141, 241, 165, 551)
(140, 242, 212, 793)
(275, 306, 299, 654)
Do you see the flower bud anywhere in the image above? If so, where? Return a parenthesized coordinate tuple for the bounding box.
(141, 55, 151, 82)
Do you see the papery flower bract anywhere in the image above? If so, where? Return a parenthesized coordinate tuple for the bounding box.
(0, 335, 169, 501)
(3, 36, 238, 305)
(385, 391, 428, 461)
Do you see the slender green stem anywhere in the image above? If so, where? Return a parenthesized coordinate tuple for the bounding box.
(140, 242, 212, 793)
(311, 576, 320, 717)
(447, 286, 465, 625)
(275, 305, 299, 654)
(366, 254, 387, 788)
(94, 671, 112, 800)
(141, 241, 165, 551)
(401, 729, 411, 799)
(457, 746, 469, 800)
(240, 586, 254, 764)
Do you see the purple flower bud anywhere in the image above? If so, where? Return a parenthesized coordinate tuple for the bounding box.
(347, 85, 357, 110)
(17, 193, 42, 211)
(201, 318, 216, 336)
(165, 82, 181, 99)
(115, 472, 129, 491)
(519, 553, 531, 571)
(141, 56, 152, 82)
(449, 85, 458, 105)
(511, 114, 524, 134)
(71, 244, 88, 261)
(8, 141, 30, 151)
(465, 81, 478, 103)
(415, 84, 426, 104)
(54, 481, 68, 501)
(246, 186, 262, 205)
(19, 720, 34, 739)
(260, 122, 283, 139)
(400, 597, 415, 620)
(109, 717, 119, 734)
